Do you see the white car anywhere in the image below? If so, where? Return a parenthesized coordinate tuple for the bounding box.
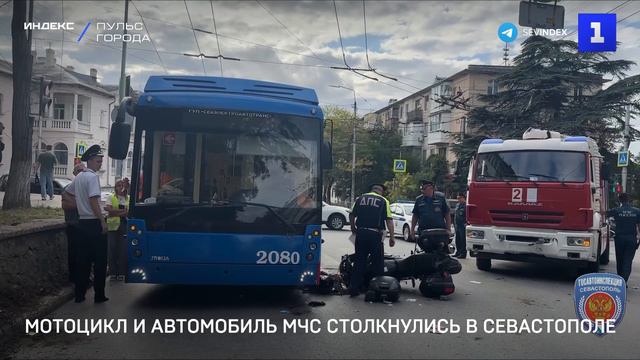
(390, 202, 416, 241)
(322, 201, 351, 230)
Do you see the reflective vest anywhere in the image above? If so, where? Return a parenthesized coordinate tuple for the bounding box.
(107, 193, 129, 231)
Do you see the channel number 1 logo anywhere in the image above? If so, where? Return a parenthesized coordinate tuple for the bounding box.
(578, 14, 616, 52)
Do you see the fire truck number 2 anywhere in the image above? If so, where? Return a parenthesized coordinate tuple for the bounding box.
(512, 188, 523, 202)
(256, 251, 300, 264)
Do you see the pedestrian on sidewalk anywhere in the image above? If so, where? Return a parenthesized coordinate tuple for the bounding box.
(65, 145, 109, 303)
(36, 145, 57, 200)
(105, 178, 130, 281)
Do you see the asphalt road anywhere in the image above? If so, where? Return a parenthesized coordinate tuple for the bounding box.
(8, 228, 640, 359)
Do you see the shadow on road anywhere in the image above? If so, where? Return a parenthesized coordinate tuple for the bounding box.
(132, 285, 311, 312)
(479, 259, 606, 283)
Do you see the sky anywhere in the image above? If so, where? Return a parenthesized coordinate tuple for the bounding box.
(0, 0, 639, 151)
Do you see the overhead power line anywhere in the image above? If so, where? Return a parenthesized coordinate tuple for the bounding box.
(131, 0, 168, 74)
(183, 0, 206, 75)
(332, 0, 378, 81)
(209, 0, 224, 76)
(561, 0, 634, 39)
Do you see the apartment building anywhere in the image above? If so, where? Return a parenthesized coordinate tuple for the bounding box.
(366, 65, 512, 173)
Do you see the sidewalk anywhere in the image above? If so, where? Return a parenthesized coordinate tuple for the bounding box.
(0, 191, 62, 208)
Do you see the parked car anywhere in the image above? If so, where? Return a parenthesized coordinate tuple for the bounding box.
(0, 174, 71, 195)
(391, 198, 457, 241)
(31, 175, 72, 195)
(390, 202, 415, 241)
(322, 201, 351, 230)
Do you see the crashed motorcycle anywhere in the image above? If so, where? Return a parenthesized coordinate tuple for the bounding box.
(339, 228, 462, 298)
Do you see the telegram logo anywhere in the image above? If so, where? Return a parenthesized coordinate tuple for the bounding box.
(498, 22, 518, 43)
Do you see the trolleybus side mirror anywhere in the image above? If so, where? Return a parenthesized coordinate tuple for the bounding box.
(108, 97, 134, 160)
(322, 141, 333, 170)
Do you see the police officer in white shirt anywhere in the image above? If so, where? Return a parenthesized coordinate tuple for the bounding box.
(65, 145, 109, 303)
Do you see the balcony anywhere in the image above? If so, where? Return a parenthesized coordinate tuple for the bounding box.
(401, 123, 423, 147)
(406, 109, 423, 123)
(54, 165, 67, 176)
(426, 130, 449, 145)
(32, 118, 89, 132)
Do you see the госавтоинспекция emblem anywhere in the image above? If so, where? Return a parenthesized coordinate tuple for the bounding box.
(574, 273, 626, 336)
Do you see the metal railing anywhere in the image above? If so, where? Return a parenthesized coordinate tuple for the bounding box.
(54, 165, 67, 176)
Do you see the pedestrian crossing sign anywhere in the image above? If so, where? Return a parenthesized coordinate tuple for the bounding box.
(76, 142, 87, 157)
(618, 151, 629, 167)
(393, 159, 407, 173)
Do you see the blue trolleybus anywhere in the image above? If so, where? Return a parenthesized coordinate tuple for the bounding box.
(109, 76, 331, 286)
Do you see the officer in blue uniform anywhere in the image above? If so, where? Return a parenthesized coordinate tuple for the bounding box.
(453, 192, 467, 258)
(607, 193, 640, 283)
(348, 183, 395, 297)
(410, 180, 452, 241)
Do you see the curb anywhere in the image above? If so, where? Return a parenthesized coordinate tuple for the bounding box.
(0, 286, 74, 341)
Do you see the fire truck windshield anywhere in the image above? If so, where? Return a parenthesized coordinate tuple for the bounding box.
(475, 151, 587, 183)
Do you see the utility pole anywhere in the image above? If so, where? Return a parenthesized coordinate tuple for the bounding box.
(330, 84, 358, 206)
(116, 0, 130, 180)
(622, 104, 631, 192)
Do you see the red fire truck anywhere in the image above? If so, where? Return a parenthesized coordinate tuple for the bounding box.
(466, 128, 610, 272)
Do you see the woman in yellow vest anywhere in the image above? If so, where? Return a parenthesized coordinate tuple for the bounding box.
(105, 179, 130, 281)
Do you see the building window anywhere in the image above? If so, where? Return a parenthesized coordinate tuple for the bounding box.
(423, 150, 428, 160)
(429, 113, 442, 132)
(399, 105, 403, 118)
(438, 147, 447, 158)
(573, 86, 583, 99)
(100, 110, 108, 128)
(54, 104, 65, 120)
(415, 99, 422, 110)
(53, 143, 68, 165)
(430, 148, 436, 156)
(460, 116, 467, 134)
(488, 79, 498, 95)
(77, 104, 83, 121)
(405, 104, 409, 115)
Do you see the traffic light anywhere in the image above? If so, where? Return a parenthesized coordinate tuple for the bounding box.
(39, 78, 53, 116)
(615, 182, 622, 194)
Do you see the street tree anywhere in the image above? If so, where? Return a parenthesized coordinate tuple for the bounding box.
(322, 106, 354, 203)
(451, 36, 640, 188)
(3, 0, 34, 210)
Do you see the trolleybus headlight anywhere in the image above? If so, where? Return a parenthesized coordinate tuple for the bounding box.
(130, 224, 137, 232)
(312, 230, 320, 237)
(131, 238, 139, 246)
(306, 253, 314, 261)
(309, 242, 317, 251)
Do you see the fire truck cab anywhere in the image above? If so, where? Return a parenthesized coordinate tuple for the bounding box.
(466, 128, 610, 272)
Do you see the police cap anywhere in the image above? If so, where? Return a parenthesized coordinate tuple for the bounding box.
(420, 180, 434, 188)
(369, 183, 387, 192)
(80, 144, 104, 161)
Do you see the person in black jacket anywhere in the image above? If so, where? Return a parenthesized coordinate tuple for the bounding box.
(410, 180, 452, 241)
(453, 193, 467, 258)
(607, 193, 640, 283)
(348, 183, 395, 297)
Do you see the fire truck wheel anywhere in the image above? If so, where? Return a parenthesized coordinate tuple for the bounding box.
(599, 238, 610, 265)
(586, 260, 600, 273)
(476, 257, 491, 271)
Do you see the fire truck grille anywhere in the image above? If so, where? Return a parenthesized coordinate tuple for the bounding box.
(489, 210, 563, 225)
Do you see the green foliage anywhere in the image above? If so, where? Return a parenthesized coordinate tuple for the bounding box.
(452, 36, 640, 189)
